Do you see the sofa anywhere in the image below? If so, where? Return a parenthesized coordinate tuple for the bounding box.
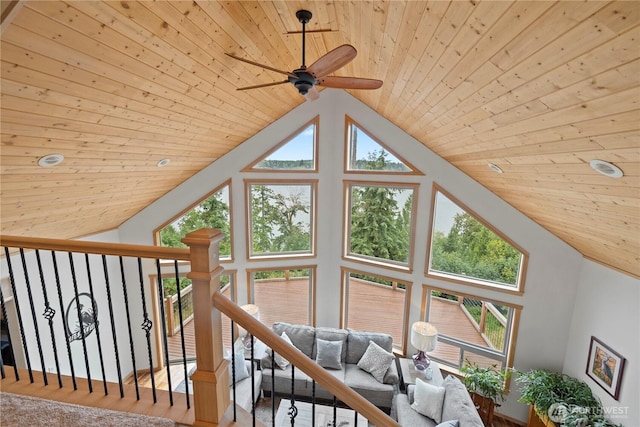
(260, 322, 400, 410)
(393, 374, 483, 427)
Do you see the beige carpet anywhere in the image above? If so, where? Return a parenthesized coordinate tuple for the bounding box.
(0, 392, 175, 427)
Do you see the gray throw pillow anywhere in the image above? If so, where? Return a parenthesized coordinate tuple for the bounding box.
(227, 348, 249, 383)
(356, 340, 394, 383)
(315, 338, 343, 369)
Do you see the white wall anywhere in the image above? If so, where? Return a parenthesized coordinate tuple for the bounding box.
(0, 229, 154, 383)
(563, 260, 639, 426)
(118, 90, 626, 423)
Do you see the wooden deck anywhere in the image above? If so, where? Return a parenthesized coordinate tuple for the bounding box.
(164, 281, 495, 367)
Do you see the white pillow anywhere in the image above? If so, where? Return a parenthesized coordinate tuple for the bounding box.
(435, 421, 459, 427)
(226, 347, 249, 383)
(267, 331, 293, 370)
(411, 378, 446, 423)
(356, 340, 394, 383)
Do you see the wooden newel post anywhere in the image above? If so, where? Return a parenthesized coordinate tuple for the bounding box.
(183, 228, 230, 425)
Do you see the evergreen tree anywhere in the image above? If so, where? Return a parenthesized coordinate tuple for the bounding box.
(349, 150, 411, 263)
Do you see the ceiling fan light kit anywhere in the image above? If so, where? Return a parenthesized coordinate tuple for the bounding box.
(227, 10, 382, 99)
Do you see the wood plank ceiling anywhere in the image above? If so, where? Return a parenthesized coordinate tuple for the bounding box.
(1, 1, 638, 278)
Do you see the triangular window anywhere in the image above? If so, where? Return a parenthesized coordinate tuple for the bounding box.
(244, 117, 318, 172)
(345, 117, 421, 174)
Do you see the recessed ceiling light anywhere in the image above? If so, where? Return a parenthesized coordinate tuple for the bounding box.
(487, 163, 503, 174)
(589, 159, 623, 178)
(38, 153, 64, 167)
(157, 158, 170, 167)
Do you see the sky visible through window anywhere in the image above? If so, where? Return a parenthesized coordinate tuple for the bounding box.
(351, 125, 406, 167)
(260, 126, 314, 161)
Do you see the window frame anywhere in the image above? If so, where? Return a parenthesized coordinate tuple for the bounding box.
(245, 179, 318, 261)
(425, 183, 529, 295)
(153, 179, 234, 263)
(246, 265, 316, 326)
(421, 285, 521, 376)
(343, 115, 423, 176)
(340, 267, 412, 355)
(343, 180, 419, 273)
(243, 116, 319, 173)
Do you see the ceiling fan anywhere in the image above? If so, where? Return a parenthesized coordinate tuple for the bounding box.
(225, 10, 383, 100)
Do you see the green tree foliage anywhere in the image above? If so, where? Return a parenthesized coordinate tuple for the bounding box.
(349, 151, 412, 263)
(250, 184, 311, 254)
(159, 189, 231, 256)
(430, 212, 521, 285)
(162, 277, 191, 296)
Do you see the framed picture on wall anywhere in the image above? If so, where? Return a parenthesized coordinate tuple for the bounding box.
(585, 336, 625, 400)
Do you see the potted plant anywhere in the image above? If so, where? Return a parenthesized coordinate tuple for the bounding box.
(460, 360, 513, 426)
(516, 369, 621, 426)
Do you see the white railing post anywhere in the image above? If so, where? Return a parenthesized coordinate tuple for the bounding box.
(183, 228, 230, 425)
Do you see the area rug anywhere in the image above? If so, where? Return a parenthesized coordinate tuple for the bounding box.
(0, 392, 175, 427)
(255, 395, 387, 427)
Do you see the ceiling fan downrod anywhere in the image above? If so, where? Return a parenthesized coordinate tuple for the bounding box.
(296, 10, 312, 68)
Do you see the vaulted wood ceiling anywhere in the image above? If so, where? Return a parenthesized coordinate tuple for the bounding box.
(1, 1, 638, 278)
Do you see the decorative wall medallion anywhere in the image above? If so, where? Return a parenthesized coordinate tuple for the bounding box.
(65, 293, 99, 342)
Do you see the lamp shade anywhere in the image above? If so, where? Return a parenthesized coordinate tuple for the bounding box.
(237, 304, 260, 337)
(411, 321, 438, 352)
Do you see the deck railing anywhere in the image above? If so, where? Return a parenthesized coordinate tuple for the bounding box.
(0, 229, 400, 426)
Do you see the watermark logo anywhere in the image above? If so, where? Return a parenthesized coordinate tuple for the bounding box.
(548, 403, 569, 423)
(548, 403, 629, 422)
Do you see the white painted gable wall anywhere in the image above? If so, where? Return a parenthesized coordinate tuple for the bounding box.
(118, 90, 638, 424)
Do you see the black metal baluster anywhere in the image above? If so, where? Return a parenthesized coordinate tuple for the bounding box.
(354, 408, 358, 427)
(271, 355, 275, 427)
(231, 320, 237, 422)
(250, 335, 256, 427)
(101, 254, 123, 397)
(288, 365, 297, 426)
(312, 380, 316, 427)
(0, 343, 4, 379)
(0, 283, 18, 380)
(333, 396, 337, 427)
(35, 250, 63, 388)
(51, 251, 76, 389)
(119, 257, 139, 400)
(68, 252, 92, 392)
(173, 261, 189, 409)
(155, 260, 173, 405)
(137, 258, 156, 403)
(19, 249, 47, 385)
(84, 254, 107, 395)
(3, 247, 31, 382)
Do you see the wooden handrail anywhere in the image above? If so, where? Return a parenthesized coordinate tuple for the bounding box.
(0, 235, 190, 260)
(213, 293, 400, 427)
